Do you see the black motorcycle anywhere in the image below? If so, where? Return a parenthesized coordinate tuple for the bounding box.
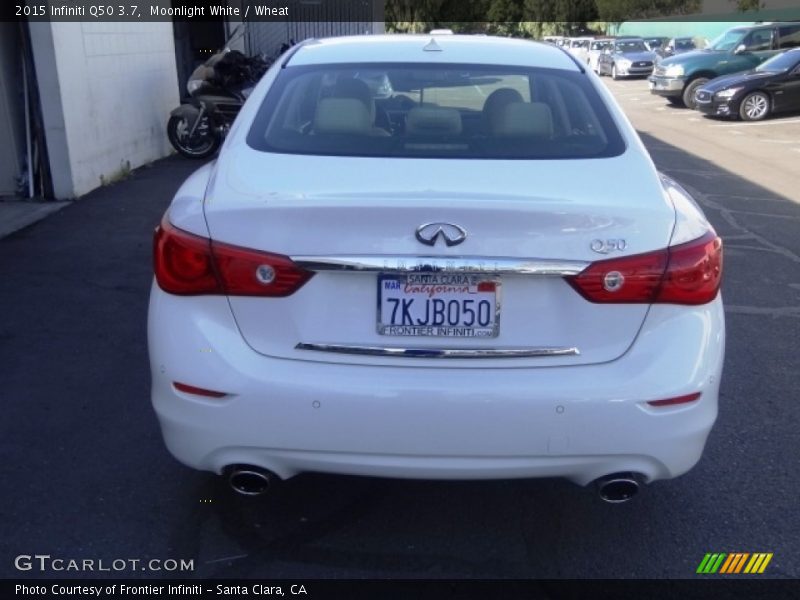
(167, 27, 270, 159)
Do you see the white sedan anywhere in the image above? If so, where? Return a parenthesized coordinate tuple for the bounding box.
(149, 35, 724, 503)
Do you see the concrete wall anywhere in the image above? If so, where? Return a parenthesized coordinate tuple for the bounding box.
(31, 22, 179, 198)
(0, 23, 25, 196)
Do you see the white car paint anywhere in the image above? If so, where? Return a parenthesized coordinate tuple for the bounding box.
(149, 35, 725, 491)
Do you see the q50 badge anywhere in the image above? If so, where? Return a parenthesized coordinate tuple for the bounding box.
(590, 239, 627, 254)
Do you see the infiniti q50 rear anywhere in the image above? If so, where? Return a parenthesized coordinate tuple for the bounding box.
(148, 35, 724, 501)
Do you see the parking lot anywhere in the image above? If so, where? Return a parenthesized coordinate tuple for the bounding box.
(604, 76, 800, 202)
(2, 77, 799, 581)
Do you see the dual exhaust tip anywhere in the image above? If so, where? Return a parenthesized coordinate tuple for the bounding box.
(595, 472, 641, 503)
(225, 466, 642, 503)
(227, 466, 278, 497)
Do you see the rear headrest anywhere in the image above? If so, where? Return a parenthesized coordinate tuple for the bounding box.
(331, 78, 375, 121)
(406, 107, 462, 135)
(482, 87, 524, 132)
(313, 98, 371, 135)
(492, 102, 554, 138)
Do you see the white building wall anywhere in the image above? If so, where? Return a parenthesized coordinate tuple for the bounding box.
(44, 22, 179, 197)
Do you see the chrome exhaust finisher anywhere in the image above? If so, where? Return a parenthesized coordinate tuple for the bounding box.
(226, 466, 279, 496)
(595, 473, 641, 503)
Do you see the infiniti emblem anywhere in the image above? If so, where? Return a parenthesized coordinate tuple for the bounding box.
(415, 222, 467, 247)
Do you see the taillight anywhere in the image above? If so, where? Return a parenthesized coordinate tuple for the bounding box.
(153, 219, 221, 295)
(656, 233, 723, 305)
(154, 218, 313, 296)
(567, 231, 722, 305)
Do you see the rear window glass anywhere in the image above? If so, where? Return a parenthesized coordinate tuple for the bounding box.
(615, 40, 648, 53)
(246, 63, 626, 160)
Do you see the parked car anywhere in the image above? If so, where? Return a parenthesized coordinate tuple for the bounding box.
(656, 37, 706, 61)
(149, 34, 724, 503)
(694, 47, 800, 120)
(587, 39, 614, 73)
(567, 37, 594, 63)
(649, 22, 800, 109)
(597, 38, 657, 79)
(542, 36, 564, 45)
(644, 37, 670, 52)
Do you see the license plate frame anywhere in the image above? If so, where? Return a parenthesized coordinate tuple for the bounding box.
(377, 273, 501, 338)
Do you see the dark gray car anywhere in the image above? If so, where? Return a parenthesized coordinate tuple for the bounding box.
(656, 37, 706, 61)
(598, 38, 657, 79)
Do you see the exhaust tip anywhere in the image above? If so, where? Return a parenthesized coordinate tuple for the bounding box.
(226, 466, 278, 497)
(596, 473, 641, 503)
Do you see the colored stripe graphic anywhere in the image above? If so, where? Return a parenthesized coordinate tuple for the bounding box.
(699, 552, 772, 574)
(759, 553, 773, 573)
(745, 553, 774, 574)
(697, 553, 727, 573)
(720, 553, 749, 573)
(719, 554, 736, 574)
(696, 553, 713, 574)
(733, 553, 750, 573)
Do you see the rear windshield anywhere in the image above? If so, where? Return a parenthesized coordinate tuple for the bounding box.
(616, 40, 647, 53)
(246, 63, 625, 160)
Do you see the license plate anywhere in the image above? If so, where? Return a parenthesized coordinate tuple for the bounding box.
(377, 273, 499, 337)
(648, 80, 655, 90)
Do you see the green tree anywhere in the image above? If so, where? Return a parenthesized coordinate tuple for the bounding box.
(595, 0, 701, 23)
(731, 0, 765, 10)
(385, 0, 490, 32)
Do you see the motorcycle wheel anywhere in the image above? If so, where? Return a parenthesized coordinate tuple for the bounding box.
(167, 115, 221, 159)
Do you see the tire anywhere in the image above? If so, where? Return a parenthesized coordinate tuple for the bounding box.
(167, 115, 221, 159)
(611, 64, 619, 80)
(739, 91, 770, 121)
(682, 78, 709, 110)
(666, 96, 684, 106)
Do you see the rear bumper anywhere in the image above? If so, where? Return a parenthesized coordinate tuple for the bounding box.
(148, 284, 725, 486)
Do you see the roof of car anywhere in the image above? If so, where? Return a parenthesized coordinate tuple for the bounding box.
(287, 34, 581, 71)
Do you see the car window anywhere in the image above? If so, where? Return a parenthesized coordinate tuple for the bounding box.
(709, 28, 748, 51)
(675, 39, 695, 50)
(247, 63, 625, 160)
(742, 29, 774, 52)
(756, 50, 800, 72)
(616, 40, 647, 53)
(777, 25, 800, 49)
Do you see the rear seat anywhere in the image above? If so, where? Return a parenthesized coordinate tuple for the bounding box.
(313, 98, 390, 136)
(491, 102, 554, 139)
(405, 107, 463, 135)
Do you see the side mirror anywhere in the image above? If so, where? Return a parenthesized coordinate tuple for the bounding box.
(734, 43, 747, 55)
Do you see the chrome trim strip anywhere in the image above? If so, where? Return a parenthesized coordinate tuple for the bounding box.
(295, 343, 580, 359)
(292, 255, 589, 276)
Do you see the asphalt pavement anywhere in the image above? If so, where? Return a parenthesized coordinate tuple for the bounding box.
(1, 89, 799, 579)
